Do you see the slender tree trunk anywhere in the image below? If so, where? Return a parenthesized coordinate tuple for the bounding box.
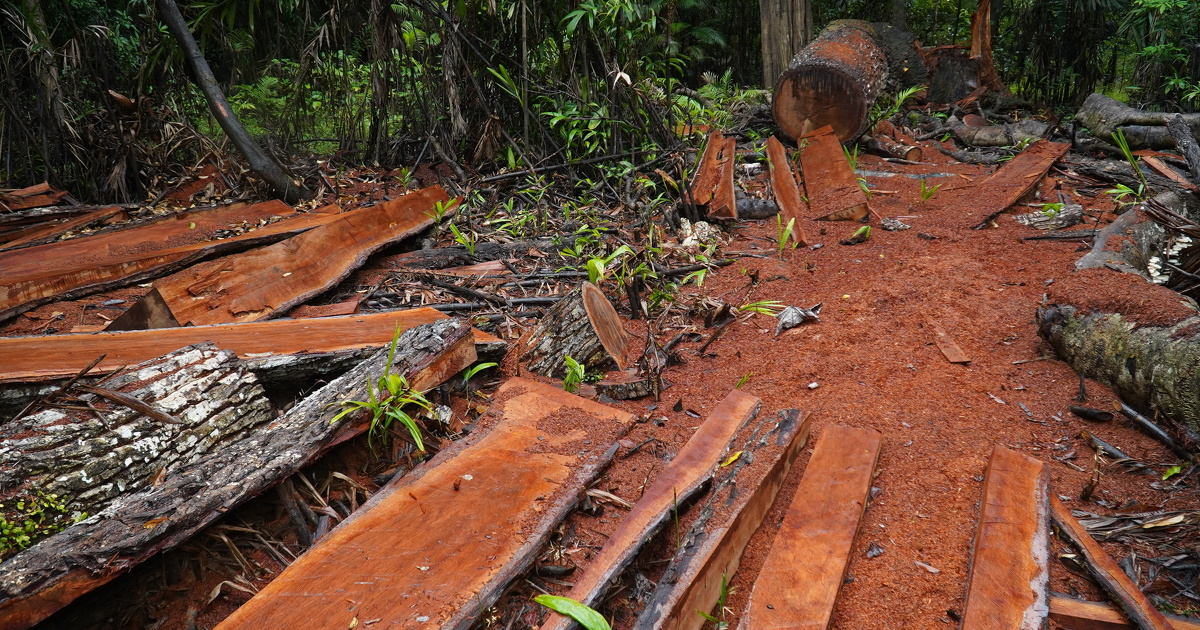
(891, 0, 908, 31)
(759, 0, 812, 89)
(156, 0, 310, 204)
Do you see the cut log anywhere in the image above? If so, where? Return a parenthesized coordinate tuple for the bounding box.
(1050, 496, 1175, 630)
(0, 308, 495, 385)
(738, 425, 881, 630)
(929, 319, 971, 364)
(151, 186, 452, 326)
(593, 368, 657, 401)
(1076, 93, 1200, 150)
(540, 390, 761, 630)
(216, 378, 635, 630)
(959, 445, 1050, 630)
(1048, 594, 1200, 630)
(799, 125, 870, 221)
(0, 183, 68, 211)
(0, 205, 124, 250)
(632, 408, 812, 630)
(1036, 301, 1200, 433)
(933, 139, 1069, 229)
(764, 136, 809, 245)
(519, 282, 632, 377)
(0, 203, 346, 324)
(773, 20, 888, 142)
(862, 134, 923, 161)
(0, 318, 475, 630)
(948, 116, 1049, 148)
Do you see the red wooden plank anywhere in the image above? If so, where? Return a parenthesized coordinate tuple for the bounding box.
(1049, 594, 1200, 630)
(740, 425, 882, 630)
(960, 445, 1050, 630)
(539, 389, 761, 630)
(709, 135, 738, 219)
(153, 186, 451, 326)
(765, 136, 809, 245)
(0, 205, 124, 250)
(690, 130, 725, 206)
(945, 139, 1071, 228)
(216, 378, 635, 630)
(929, 319, 972, 364)
(798, 125, 870, 221)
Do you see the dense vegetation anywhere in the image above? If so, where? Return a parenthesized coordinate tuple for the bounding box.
(1, 0, 1198, 201)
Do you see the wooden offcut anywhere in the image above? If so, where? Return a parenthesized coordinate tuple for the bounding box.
(0, 183, 68, 211)
(929, 319, 971, 364)
(633, 409, 812, 630)
(937, 139, 1070, 229)
(217, 378, 635, 630)
(690, 130, 726, 206)
(0, 205, 124, 250)
(0, 308, 494, 385)
(773, 20, 888, 143)
(540, 389, 761, 630)
(1048, 594, 1200, 630)
(739, 424, 882, 630)
(1051, 496, 1175, 630)
(960, 445, 1050, 630)
(152, 185, 451, 326)
(520, 282, 631, 377)
(765, 136, 809, 245)
(799, 125, 871, 221)
(709, 134, 738, 219)
(0, 320, 475, 630)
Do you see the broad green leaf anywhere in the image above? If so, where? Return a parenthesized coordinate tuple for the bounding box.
(533, 595, 611, 630)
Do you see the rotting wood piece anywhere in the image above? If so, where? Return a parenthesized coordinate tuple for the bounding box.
(216, 378, 635, 630)
(151, 185, 452, 326)
(1050, 496, 1175, 630)
(0, 308, 497, 385)
(540, 389, 761, 630)
(0, 319, 476, 630)
(773, 20, 888, 143)
(738, 424, 882, 630)
(934, 139, 1069, 229)
(799, 125, 871, 221)
(960, 445, 1050, 630)
(632, 408, 812, 630)
(764, 136, 809, 245)
(1048, 593, 1200, 630)
(0, 203, 346, 324)
(519, 282, 632, 378)
(0, 345, 273, 534)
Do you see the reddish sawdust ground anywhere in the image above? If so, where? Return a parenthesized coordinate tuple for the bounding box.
(10, 146, 1200, 629)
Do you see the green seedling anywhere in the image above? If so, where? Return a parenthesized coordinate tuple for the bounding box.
(1111, 128, 1149, 192)
(1163, 463, 1187, 480)
(447, 223, 477, 255)
(563, 355, 586, 393)
(735, 372, 752, 388)
(775, 215, 798, 257)
(695, 573, 733, 629)
(585, 244, 634, 284)
(843, 144, 859, 172)
(1041, 202, 1064, 217)
(0, 490, 86, 557)
(738, 300, 784, 316)
(329, 327, 434, 452)
(533, 595, 611, 630)
(919, 179, 942, 201)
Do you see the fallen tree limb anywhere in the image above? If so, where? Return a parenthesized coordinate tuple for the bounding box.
(1168, 114, 1200, 184)
(0, 318, 476, 629)
(1076, 93, 1200, 150)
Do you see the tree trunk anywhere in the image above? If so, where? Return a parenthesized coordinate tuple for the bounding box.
(519, 282, 632, 378)
(1076, 93, 1200, 150)
(1168, 114, 1200, 184)
(759, 0, 812, 89)
(155, 0, 311, 203)
(772, 20, 888, 143)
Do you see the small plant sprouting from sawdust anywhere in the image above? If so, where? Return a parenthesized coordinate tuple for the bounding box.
(328, 326, 433, 452)
(533, 595, 611, 630)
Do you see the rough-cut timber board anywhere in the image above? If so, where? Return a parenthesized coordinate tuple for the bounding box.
(1051, 496, 1175, 630)
(0, 320, 475, 630)
(633, 409, 812, 630)
(1049, 594, 1200, 630)
(739, 425, 882, 630)
(154, 186, 451, 326)
(0, 182, 68, 211)
(929, 319, 972, 364)
(960, 445, 1050, 630)
(540, 389, 762, 630)
(798, 125, 870, 221)
(690, 130, 726, 206)
(1141, 155, 1197, 190)
(217, 377, 635, 630)
(709, 135, 738, 220)
(0, 205, 346, 323)
(0, 308, 496, 384)
(0, 205, 124, 250)
(765, 136, 808, 245)
(940, 139, 1070, 229)
(0, 200, 294, 278)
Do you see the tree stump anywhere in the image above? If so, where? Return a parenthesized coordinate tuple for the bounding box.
(519, 282, 631, 378)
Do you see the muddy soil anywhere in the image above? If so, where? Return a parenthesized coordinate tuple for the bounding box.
(9, 147, 1200, 629)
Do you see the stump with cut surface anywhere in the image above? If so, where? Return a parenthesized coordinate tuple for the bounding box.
(773, 20, 888, 143)
(519, 282, 632, 378)
(216, 378, 635, 630)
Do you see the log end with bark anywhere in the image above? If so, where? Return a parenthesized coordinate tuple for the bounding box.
(518, 282, 633, 378)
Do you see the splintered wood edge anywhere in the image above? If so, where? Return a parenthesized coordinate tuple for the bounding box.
(1048, 593, 1200, 630)
(539, 389, 761, 630)
(1050, 496, 1175, 630)
(581, 282, 630, 370)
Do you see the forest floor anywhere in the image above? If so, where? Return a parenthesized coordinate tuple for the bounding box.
(8, 141, 1200, 630)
